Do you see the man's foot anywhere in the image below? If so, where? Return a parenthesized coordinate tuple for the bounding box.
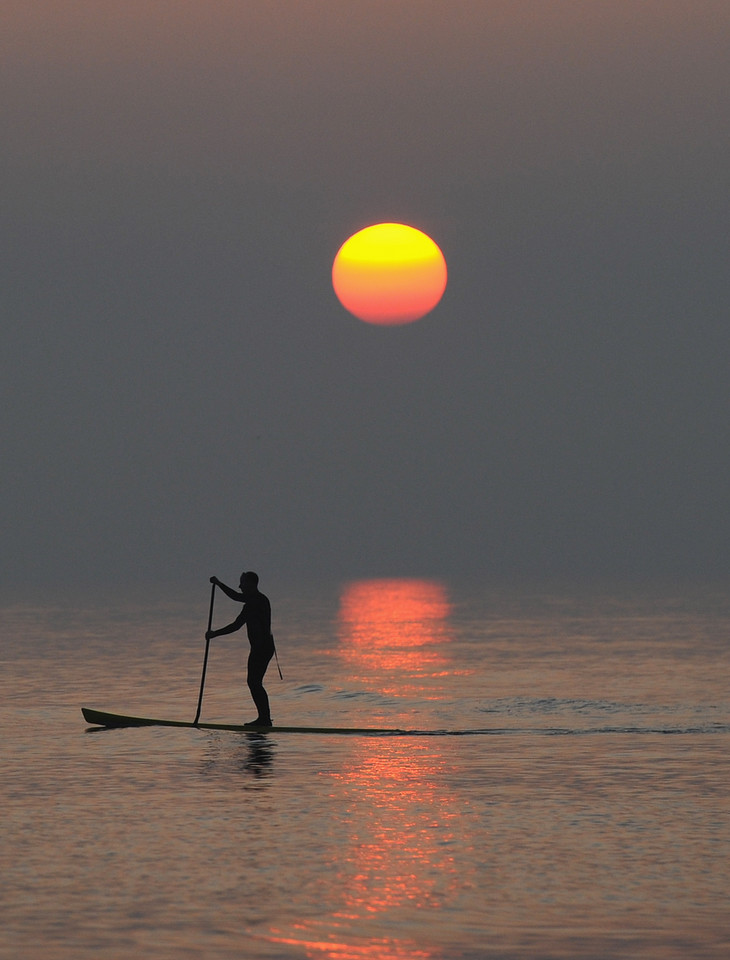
(244, 718, 272, 728)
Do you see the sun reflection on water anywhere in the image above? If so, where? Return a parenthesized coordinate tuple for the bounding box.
(268, 738, 465, 960)
(337, 579, 454, 695)
(267, 580, 471, 959)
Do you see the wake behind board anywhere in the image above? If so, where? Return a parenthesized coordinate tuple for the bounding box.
(82, 707, 408, 736)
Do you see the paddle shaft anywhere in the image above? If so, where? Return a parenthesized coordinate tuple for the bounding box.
(193, 582, 216, 724)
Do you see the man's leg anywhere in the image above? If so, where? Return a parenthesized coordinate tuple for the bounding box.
(247, 648, 273, 724)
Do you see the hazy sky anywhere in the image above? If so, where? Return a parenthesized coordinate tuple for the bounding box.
(3, 1, 729, 596)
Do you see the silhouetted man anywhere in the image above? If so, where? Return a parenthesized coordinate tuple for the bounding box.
(206, 571, 274, 727)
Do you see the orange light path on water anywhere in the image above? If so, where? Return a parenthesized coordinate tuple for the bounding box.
(337, 579, 454, 695)
(268, 739, 466, 960)
(265, 580, 474, 959)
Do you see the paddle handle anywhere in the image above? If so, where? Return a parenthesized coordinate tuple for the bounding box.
(193, 581, 216, 724)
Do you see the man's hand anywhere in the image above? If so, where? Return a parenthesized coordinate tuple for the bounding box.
(210, 576, 220, 586)
(205, 630, 214, 641)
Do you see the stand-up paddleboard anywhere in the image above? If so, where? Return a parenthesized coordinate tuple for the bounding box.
(82, 707, 409, 735)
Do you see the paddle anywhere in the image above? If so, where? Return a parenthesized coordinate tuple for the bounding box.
(193, 581, 216, 724)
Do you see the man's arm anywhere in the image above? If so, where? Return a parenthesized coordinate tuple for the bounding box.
(207, 608, 246, 640)
(210, 576, 244, 602)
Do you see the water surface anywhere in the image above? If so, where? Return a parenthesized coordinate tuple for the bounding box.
(2, 579, 729, 958)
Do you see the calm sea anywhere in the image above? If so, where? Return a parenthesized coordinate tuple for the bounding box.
(2, 578, 729, 960)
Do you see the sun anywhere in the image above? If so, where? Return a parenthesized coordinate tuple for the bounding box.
(332, 222, 447, 325)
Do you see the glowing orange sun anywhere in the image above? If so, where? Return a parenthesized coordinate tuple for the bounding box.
(332, 222, 447, 325)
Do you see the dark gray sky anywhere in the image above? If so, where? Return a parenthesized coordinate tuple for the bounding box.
(3, 1, 729, 596)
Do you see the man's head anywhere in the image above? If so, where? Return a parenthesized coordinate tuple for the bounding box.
(239, 570, 259, 595)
